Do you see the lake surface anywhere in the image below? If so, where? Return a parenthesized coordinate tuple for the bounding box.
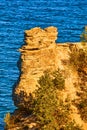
(0, 0, 87, 129)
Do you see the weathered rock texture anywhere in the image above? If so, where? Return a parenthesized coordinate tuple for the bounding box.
(12, 26, 87, 130)
(13, 26, 59, 107)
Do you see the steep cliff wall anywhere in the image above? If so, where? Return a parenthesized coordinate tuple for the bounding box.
(13, 26, 79, 107)
(11, 27, 87, 130)
(13, 26, 58, 107)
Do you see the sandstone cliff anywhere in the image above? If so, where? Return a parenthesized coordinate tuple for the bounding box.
(13, 26, 71, 107)
(6, 27, 87, 130)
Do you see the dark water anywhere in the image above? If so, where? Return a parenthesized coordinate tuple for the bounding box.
(0, 0, 87, 129)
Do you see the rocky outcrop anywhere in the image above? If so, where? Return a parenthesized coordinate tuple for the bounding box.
(12, 27, 87, 130)
(13, 26, 59, 108)
(25, 26, 57, 49)
(13, 26, 79, 107)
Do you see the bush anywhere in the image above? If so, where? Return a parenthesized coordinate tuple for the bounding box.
(70, 45, 87, 122)
(64, 120, 83, 130)
(52, 69, 65, 90)
(33, 72, 59, 129)
(4, 113, 12, 129)
(70, 47, 87, 70)
(76, 93, 87, 122)
(32, 70, 82, 129)
(80, 26, 87, 44)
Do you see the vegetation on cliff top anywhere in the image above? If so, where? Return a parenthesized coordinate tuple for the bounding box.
(80, 26, 87, 45)
(70, 44, 87, 123)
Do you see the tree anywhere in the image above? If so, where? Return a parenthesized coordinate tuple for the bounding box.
(32, 70, 83, 129)
(33, 72, 59, 129)
(80, 26, 87, 45)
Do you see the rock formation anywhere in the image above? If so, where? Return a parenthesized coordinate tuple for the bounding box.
(13, 26, 59, 108)
(11, 26, 87, 130)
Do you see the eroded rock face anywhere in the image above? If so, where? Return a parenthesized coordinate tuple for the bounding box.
(25, 26, 58, 49)
(11, 27, 87, 130)
(13, 26, 58, 107)
(13, 26, 78, 108)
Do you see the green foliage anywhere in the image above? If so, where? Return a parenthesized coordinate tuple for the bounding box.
(76, 91, 87, 122)
(32, 70, 82, 130)
(4, 112, 16, 129)
(80, 26, 87, 45)
(70, 44, 87, 122)
(70, 47, 87, 70)
(64, 120, 83, 130)
(53, 69, 65, 90)
(33, 72, 59, 129)
(4, 70, 83, 130)
(4, 113, 11, 129)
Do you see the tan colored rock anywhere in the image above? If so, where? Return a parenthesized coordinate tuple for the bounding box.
(13, 27, 78, 107)
(12, 26, 87, 130)
(24, 26, 58, 49)
(29, 123, 36, 128)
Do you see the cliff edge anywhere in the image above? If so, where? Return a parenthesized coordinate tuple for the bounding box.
(6, 26, 87, 130)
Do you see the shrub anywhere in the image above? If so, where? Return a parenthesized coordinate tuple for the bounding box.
(33, 72, 59, 129)
(76, 93, 87, 122)
(4, 113, 11, 129)
(64, 120, 83, 130)
(52, 69, 65, 90)
(70, 45, 87, 122)
(80, 26, 87, 40)
(80, 26, 87, 45)
(70, 47, 87, 70)
(32, 70, 82, 129)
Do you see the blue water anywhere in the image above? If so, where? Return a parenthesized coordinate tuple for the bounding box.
(0, 0, 87, 129)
